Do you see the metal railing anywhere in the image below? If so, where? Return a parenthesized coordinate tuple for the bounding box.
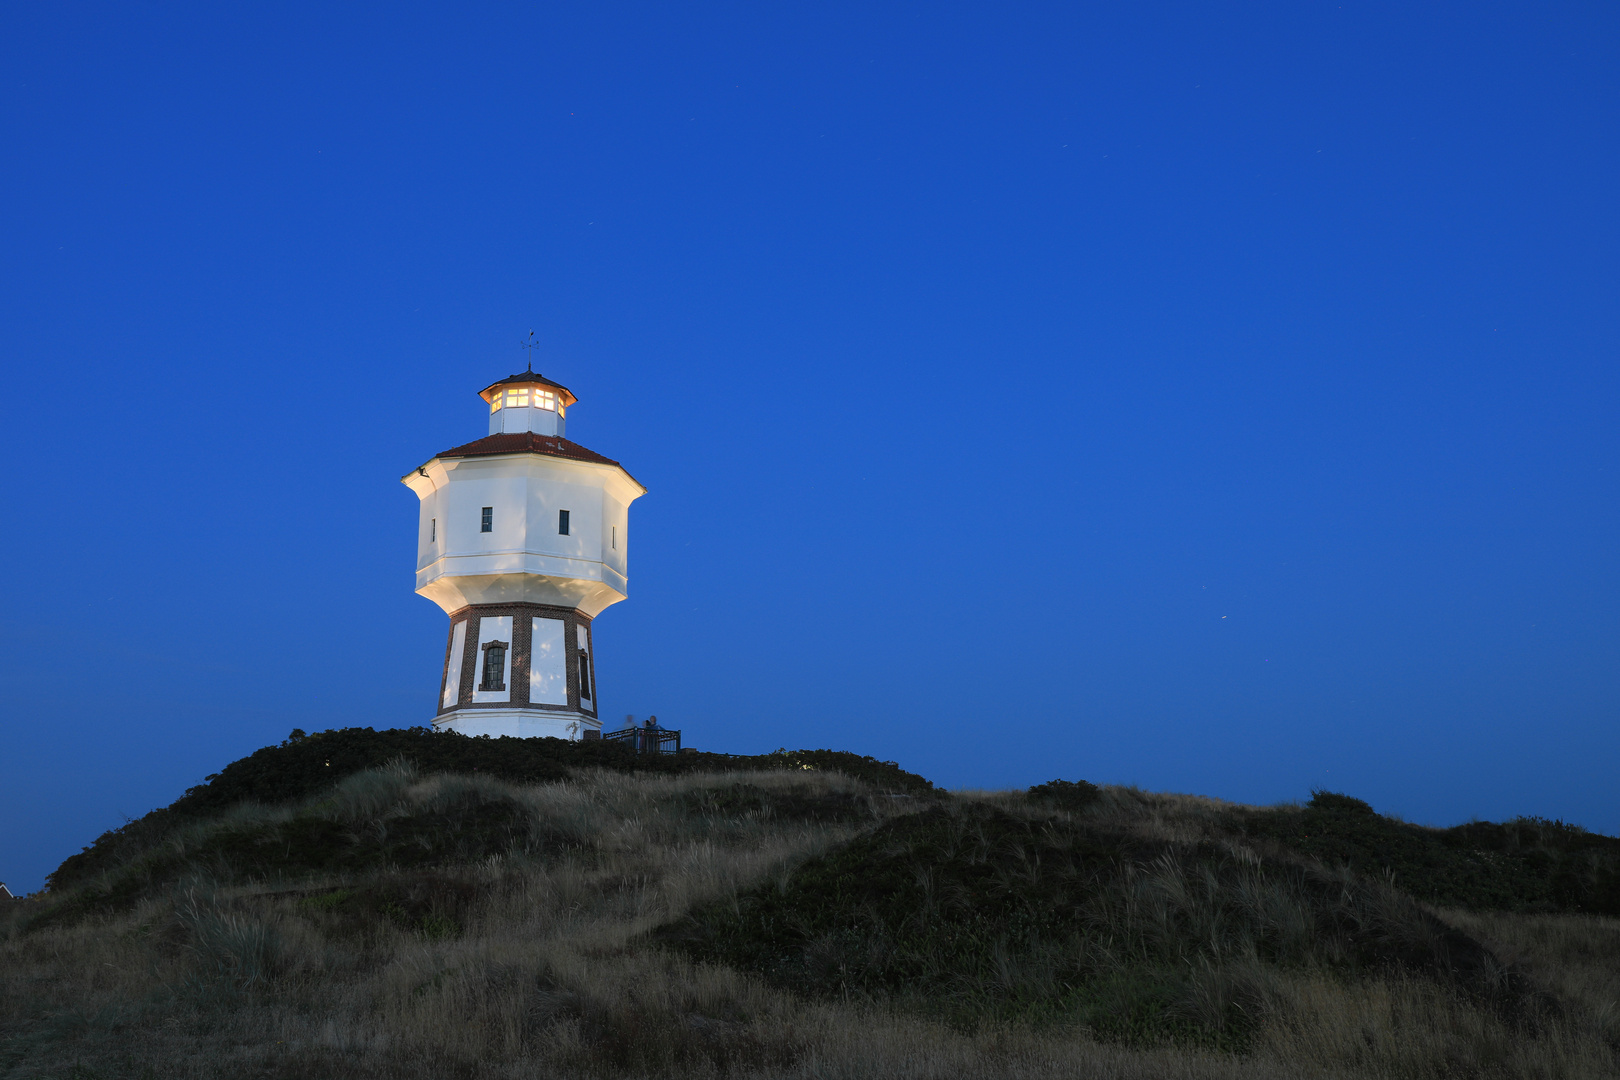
(599, 725, 682, 754)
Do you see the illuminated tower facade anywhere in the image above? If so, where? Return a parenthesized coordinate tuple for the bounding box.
(402, 370, 645, 739)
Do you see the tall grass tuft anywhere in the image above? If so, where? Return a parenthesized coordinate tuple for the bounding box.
(177, 888, 285, 988)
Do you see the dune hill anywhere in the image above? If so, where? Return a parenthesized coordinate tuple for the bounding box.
(3, 728, 1619, 1079)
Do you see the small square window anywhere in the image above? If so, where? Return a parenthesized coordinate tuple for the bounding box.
(558, 509, 570, 535)
(481, 507, 493, 533)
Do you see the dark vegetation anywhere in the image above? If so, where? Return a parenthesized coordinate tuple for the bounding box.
(681, 782, 884, 824)
(1027, 778, 1101, 811)
(291, 876, 483, 942)
(29, 778, 563, 933)
(47, 726, 932, 892)
(1230, 790, 1620, 917)
(661, 800, 1553, 1050)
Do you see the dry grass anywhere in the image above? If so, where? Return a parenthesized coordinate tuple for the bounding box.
(3, 772, 1618, 1079)
(1440, 908, 1620, 1046)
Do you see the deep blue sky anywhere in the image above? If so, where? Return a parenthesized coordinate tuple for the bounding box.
(3, 3, 1617, 893)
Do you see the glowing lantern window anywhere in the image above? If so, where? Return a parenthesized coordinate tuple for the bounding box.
(491, 385, 563, 413)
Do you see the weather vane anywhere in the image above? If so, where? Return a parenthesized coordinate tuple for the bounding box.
(520, 329, 541, 373)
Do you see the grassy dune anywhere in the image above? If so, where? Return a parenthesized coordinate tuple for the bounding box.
(2, 730, 1618, 1078)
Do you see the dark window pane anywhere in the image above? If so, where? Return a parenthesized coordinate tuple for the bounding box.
(558, 509, 570, 535)
(480, 642, 507, 691)
(481, 507, 493, 533)
(578, 653, 592, 700)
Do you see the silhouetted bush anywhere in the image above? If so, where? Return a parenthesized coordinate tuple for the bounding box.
(1307, 790, 1375, 815)
(1027, 778, 1101, 811)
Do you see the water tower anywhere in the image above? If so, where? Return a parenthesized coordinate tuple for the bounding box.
(402, 369, 645, 738)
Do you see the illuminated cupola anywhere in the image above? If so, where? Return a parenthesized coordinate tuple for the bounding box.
(402, 368, 646, 740)
(482, 371, 576, 437)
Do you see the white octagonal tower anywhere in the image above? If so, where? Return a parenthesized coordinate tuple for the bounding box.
(402, 370, 646, 739)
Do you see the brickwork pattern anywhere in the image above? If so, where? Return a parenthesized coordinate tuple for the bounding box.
(437, 602, 596, 719)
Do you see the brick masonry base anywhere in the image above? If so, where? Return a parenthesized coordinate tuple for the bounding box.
(436, 601, 601, 732)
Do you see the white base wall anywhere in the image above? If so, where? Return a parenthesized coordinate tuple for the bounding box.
(431, 708, 600, 740)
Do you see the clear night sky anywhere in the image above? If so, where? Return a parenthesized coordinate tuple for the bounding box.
(3, 4, 1617, 893)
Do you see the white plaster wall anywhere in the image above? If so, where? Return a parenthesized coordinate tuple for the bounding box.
(441, 621, 466, 709)
(601, 493, 628, 579)
(421, 571, 627, 616)
(406, 453, 644, 616)
(530, 616, 568, 705)
(526, 477, 603, 563)
(489, 403, 566, 437)
(470, 614, 514, 704)
(450, 472, 530, 554)
(433, 708, 597, 740)
(419, 486, 443, 555)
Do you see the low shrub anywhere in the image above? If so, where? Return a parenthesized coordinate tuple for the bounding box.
(1307, 790, 1374, 815)
(1027, 778, 1101, 811)
(1231, 799, 1620, 916)
(680, 783, 880, 824)
(296, 875, 482, 940)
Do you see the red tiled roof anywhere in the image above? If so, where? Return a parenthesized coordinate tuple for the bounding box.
(430, 432, 643, 487)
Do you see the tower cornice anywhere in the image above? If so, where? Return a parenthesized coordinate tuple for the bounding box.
(402, 432, 646, 494)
